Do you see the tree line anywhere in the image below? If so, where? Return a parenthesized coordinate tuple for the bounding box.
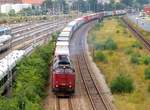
(42, 0, 150, 13)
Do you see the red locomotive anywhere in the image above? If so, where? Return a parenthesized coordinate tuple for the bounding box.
(52, 55, 75, 95)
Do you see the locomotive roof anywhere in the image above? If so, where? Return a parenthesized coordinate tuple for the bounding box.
(53, 55, 72, 69)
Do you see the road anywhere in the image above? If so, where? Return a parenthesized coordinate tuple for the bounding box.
(127, 14, 150, 32)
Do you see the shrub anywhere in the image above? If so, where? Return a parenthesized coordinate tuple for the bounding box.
(130, 55, 140, 64)
(116, 30, 120, 33)
(8, 9, 16, 16)
(94, 23, 100, 30)
(124, 47, 133, 55)
(148, 83, 150, 92)
(0, 35, 56, 109)
(104, 37, 118, 50)
(95, 51, 107, 63)
(144, 67, 150, 79)
(89, 33, 96, 42)
(142, 56, 150, 65)
(132, 41, 143, 49)
(130, 53, 141, 64)
(110, 74, 134, 93)
(94, 42, 105, 50)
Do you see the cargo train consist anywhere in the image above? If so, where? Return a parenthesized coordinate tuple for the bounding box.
(52, 10, 126, 96)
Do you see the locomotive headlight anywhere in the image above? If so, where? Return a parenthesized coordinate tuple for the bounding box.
(56, 85, 58, 88)
(69, 85, 72, 88)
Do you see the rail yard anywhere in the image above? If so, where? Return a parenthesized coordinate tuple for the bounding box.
(0, 2, 150, 110)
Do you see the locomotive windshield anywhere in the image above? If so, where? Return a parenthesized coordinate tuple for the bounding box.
(58, 55, 70, 65)
(54, 66, 74, 74)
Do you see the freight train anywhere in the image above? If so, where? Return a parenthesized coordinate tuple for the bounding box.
(52, 10, 126, 96)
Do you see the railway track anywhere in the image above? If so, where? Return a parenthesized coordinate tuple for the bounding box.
(122, 17, 150, 51)
(76, 54, 111, 110)
(69, 21, 114, 110)
(11, 20, 64, 36)
(56, 98, 73, 110)
(0, 19, 66, 59)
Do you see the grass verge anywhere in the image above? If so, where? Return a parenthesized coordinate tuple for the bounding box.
(88, 17, 150, 110)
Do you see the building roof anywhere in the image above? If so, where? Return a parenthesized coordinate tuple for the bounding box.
(21, 0, 44, 5)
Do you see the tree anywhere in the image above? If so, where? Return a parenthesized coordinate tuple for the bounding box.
(8, 9, 16, 16)
(121, 0, 133, 6)
(88, 0, 97, 12)
(136, 0, 149, 5)
(42, 0, 52, 9)
(110, 74, 134, 93)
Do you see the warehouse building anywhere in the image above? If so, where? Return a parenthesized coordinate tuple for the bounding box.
(19, 0, 44, 5)
(144, 4, 150, 15)
(0, 4, 32, 13)
(0, 0, 44, 5)
(0, 0, 17, 5)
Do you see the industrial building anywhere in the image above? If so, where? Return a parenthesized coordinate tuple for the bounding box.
(20, 0, 44, 5)
(0, 0, 18, 5)
(144, 4, 150, 15)
(0, 4, 32, 13)
(0, 0, 44, 5)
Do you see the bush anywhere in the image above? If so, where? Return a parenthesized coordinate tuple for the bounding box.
(116, 30, 120, 33)
(130, 55, 140, 64)
(104, 37, 118, 50)
(110, 74, 134, 93)
(142, 56, 150, 65)
(148, 83, 150, 92)
(130, 53, 141, 64)
(144, 67, 150, 79)
(132, 41, 143, 49)
(95, 51, 107, 63)
(94, 23, 100, 30)
(93, 42, 105, 50)
(124, 47, 133, 55)
(8, 9, 16, 16)
(0, 36, 55, 109)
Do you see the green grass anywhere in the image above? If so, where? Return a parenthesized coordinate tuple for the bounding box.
(88, 17, 150, 110)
